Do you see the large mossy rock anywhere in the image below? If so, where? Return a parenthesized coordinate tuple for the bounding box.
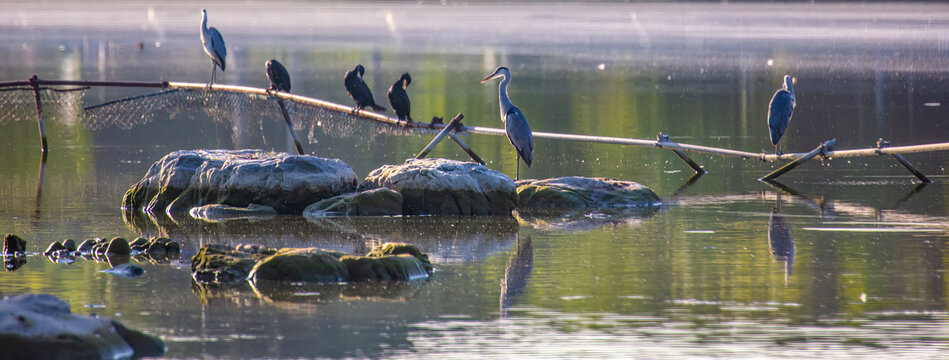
(516, 176, 661, 208)
(249, 248, 349, 283)
(360, 158, 516, 216)
(303, 187, 403, 217)
(340, 254, 429, 281)
(0, 294, 165, 359)
(123, 149, 358, 215)
(191, 245, 271, 283)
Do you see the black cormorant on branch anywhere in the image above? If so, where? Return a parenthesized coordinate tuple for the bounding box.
(388, 73, 413, 123)
(344, 64, 386, 112)
(265, 59, 291, 93)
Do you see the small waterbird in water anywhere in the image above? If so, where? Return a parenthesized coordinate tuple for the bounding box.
(344, 64, 386, 112)
(265, 59, 291, 93)
(388, 73, 413, 123)
(482, 66, 533, 180)
(200, 9, 227, 88)
(767, 75, 795, 154)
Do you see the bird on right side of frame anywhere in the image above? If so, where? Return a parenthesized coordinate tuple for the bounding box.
(767, 75, 795, 155)
(482, 66, 533, 180)
(265, 59, 291, 93)
(388, 73, 413, 124)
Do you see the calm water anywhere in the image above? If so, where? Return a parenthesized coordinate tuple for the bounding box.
(2, 2, 949, 358)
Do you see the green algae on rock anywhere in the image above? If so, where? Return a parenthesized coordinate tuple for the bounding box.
(516, 176, 661, 209)
(303, 187, 403, 217)
(360, 158, 516, 216)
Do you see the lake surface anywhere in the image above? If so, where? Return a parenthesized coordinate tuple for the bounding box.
(2, 2, 949, 358)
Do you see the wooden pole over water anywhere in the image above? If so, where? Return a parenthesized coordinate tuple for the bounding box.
(28, 76, 48, 153)
(5, 78, 948, 181)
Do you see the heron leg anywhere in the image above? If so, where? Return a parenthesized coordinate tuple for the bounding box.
(777, 142, 782, 155)
(208, 62, 216, 89)
(514, 151, 520, 181)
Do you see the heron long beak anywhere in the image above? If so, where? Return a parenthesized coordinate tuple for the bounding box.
(481, 73, 501, 83)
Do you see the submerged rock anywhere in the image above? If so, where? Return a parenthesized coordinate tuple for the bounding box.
(516, 176, 661, 209)
(249, 248, 349, 283)
(101, 263, 146, 278)
(0, 293, 165, 359)
(303, 187, 403, 217)
(190, 203, 278, 221)
(123, 149, 358, 215)
(194, 242, 433, 284)
(3, 234, 26, 256)
(360, 158, 516, 216)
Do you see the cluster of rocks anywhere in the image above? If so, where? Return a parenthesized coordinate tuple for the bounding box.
(0, 293, 164, 359)
(192, 242, 432, 284)
(44, 236, 181, 265)
(123, 150, 661, 219)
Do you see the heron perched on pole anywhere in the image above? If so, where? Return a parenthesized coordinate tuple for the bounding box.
(200, 9, 227, 88)
(388, 73, 413, 123)
(344, 64, 386, 112)
(265, 59, 291, 93)
(767, 75, 795, 155)
(482, 66, 533, 180)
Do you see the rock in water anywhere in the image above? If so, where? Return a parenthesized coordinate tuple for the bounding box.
(249, 248, 349, 283)
(360, 158, 516, 216)
(101, 263, 146, 278)
(516, 176, 662, 208)
(123, 149, 358, 215)
(303, 187, 403, 217)
(0, 294, 165, 359)
(3, 234, 26, 256)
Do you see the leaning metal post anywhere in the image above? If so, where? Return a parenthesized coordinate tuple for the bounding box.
(759, 139, 837, 181)
(656, 133, 706, 174)
(449, 134, 486, 165)
(28, 75, 48, 153)
(415, 113, 464, 160)
(877, 139, 932, 184)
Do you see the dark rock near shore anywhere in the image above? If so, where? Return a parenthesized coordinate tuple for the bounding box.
(3, 234, 26, 256)
(516, 176, 661, 209)
(105, 237, 131, 255)
(0, 293, 165, 359)
(360, 158, 516, 216)
(304, 187, 404, 217)
(123, 149, 358, 215)
(249, 248, 350, 283)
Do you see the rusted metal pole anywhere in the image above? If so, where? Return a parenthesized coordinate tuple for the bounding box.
(276, 99, 305, 155)
(449, 133, 486, 165)
(415, 114, 463, 160)
(759, 139, 837, 181)
(28, 75, 48, 153)
(656, 133, 706, 174)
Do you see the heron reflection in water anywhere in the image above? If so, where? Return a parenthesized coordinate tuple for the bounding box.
(768, 194, 795, 284)
(767, 75, 795, 154)
(388, 73, 413, 123)
(482, 66, 533, 180)
(199, 9, 227, 88)
(265, 59, 291, 93)
(344, 64, 386, 112)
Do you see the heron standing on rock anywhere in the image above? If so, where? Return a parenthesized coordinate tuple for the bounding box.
(482, 66, 533, 180)
(344, 64, 386, 112)
(767, 75, 795, 155)
(265, 59, 291, 93)
(388, 73, 413, 123)
(200, 9, 226, 88)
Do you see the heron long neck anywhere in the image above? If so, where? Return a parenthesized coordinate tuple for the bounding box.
(201, 13, 208, 40)
(784, 78, 796, 104)
(497, 76, 514, 117)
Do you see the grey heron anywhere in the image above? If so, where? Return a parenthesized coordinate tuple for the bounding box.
(265, 59, 291, 93)
(344, 64, 386, 112)
(767, 75, 795, 154)
(388, 73, 413, 123)
(482, 66, 533, 180)
(200, 9, 227, 88)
